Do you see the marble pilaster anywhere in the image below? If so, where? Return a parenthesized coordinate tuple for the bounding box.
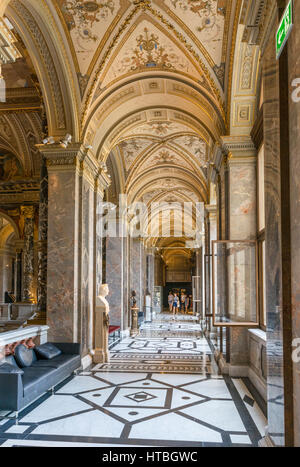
(221, 137, 257, 369)
(14, 242, 23, 302)
(147, 249, 155, 295)
(154, 252, 164, 286)
(129, 237, 145, 313)
(37, 157, 48, 316)
(106, 219, 127, 328)
(0, 247, 14, 302)
(21, 206, 35, 303)
(41, 144, 110, 356)
(288, 0, 300, 447)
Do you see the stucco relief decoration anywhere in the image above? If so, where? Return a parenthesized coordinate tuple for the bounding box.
(171, 135, 207, 162)
(147, 121, 172, 136)
(153, 150, 175, 163)
(131, 28, 174, 70)
(102, 21, 201, 86)
(138, 149, 183, 172)
(125, 121, 192, 138)
(60, 0, 120, 74)
(142, 189, 164, 204)
(119, 138, 152, 170)
(166, 0, 226, 65)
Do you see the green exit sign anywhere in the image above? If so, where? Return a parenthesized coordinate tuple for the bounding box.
(276, 0, 293, 59)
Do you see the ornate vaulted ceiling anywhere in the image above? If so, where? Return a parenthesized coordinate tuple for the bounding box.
(54, 0, 231, 97)
(0, 0, 267, 247)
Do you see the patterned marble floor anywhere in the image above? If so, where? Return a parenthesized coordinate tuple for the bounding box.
(0, 313, 267, 447)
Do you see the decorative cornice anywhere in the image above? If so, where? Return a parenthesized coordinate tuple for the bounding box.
(221, 135, 256, 155)
(36, 143, 111, 190)
(0, 192, 39, 204)
(37, 143, 83, 171)
(0, 87, 41, 111)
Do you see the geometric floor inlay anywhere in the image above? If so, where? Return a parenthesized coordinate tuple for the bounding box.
(0, 313, 267, 447)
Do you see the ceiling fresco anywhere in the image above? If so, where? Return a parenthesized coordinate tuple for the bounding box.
(169, 135, 207, 162)
(135, 146, 195, 173)
(57, 0, 123, 75)
(52, 0, 230, 96)
(0, 151, 24, 181)
(164, 0, 227, 65)
(101, 19, 202, 88)
(118, 137, 153, 171)
(123, 120, 195, 139)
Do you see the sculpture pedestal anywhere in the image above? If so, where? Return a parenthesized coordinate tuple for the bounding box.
(93, 308, 109, 364)
(130, 306, 139, 336)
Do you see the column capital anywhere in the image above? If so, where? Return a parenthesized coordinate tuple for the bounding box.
(36, 143, 84, 173)
(37, 143, 111, 190)
(220, 135, 257, 164)
(205, 204, 217, 214)
(21, 205, 35, 219)
(15, 240, 24, 252)
(81, 149, 110, 189)
(96, 170, 111, 194)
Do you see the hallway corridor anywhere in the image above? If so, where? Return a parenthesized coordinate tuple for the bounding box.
(0, 314, 267, 447)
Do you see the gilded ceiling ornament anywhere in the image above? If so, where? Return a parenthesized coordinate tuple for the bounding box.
(81, 1, 225, 126)
(119, 138, 152, 170)
(62, 0, 116, 42)
(170, 0, 225, 38)
(153, 150, 174, 164)
(171, 0, 225, 19)
(172, 135, 207, 161)
(130, 27, 174, 70)
(164, 0, 226, 70)
(146, 121, 172, 136)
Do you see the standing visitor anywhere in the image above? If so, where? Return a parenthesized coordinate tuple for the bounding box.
(172, 293, 179, 320)
(189, 295, 193, 313)
(168, 291, 174, 312)
(180, 292, 186, 314)
(185, 294, 189, 314)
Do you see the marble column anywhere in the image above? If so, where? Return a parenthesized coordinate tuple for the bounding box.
(40, 144, 110, 359)
(221, 137, 257, 372)
(106, 218, 127, 329)
(93, 173, 110, 352)
(0, 247, 14, 302)
(147, 248, 155, 295)
(130, 237, 145, 312)
(37, 157, 48, 318)
(154, 252, 164, 286)
(14, 242, 23, 302)
(21, 206, 35, 303)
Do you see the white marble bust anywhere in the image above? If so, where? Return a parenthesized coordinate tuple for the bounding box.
(96, 283, 109, 315)
(94, 283, 110, 363)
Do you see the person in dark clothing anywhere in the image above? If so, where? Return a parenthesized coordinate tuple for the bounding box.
(4, 291, 15, 303)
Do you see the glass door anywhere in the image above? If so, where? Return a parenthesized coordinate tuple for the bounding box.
(212, 240, 259, 327)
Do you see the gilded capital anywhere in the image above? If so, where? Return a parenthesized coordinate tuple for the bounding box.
(21, 206, 35, 219)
